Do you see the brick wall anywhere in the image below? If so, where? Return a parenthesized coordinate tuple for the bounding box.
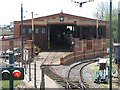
(60, 38, 109, 65)
(1, 38, 21, 52)
(0, 38, 32, 59)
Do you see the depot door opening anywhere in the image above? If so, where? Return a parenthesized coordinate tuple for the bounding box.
(49, 25, 73, 50)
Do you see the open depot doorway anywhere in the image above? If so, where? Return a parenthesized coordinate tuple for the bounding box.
(49, 24, 74, 51)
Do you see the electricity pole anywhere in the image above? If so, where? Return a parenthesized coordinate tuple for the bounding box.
(21, 3, 24, 66)
(109, 0, 112, 90)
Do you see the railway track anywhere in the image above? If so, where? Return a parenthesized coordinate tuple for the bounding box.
(41, 52, 98, 89)
(42, 52, 68, 88)
(66, 59, 98, 90)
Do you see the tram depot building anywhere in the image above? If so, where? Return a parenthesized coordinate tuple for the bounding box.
(13, 12, 111, 62)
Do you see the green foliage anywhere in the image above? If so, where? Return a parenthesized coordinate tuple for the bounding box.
(103, 8, 118, 42)
(96, 2, 118, 42)
(2, 80, 20, 89)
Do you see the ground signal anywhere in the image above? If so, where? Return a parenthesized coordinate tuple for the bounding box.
(1, 67, 24, 80)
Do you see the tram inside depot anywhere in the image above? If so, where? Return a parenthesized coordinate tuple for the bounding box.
(49, 24, 106, 50)
(50, 25, 73, 50)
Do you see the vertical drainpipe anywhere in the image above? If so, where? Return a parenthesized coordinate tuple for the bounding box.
(47, 20, 50, 50)
(73, 21, 77, 48)
(74, 21, 77, 38)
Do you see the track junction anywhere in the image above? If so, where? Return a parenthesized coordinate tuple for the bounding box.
(41, 52, 103, 90)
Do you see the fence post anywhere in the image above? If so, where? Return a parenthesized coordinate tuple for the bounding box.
(34, 62, 37, 88)
(29, 60, 31, 81)
(40, 66, 45, 90)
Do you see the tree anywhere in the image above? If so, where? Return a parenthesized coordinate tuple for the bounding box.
(94, 2, 118, 42)
(96, 2, 109, 20)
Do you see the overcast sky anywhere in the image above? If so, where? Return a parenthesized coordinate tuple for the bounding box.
(0, 0, 119, 25)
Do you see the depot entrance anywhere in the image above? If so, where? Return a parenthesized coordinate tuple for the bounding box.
(49, 24, 74, 50)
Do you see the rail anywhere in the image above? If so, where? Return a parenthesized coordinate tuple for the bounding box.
(67, 59, 98, 89)
(40, 52, 99, 89)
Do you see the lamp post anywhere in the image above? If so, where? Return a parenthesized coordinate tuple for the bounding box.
(96, 11, 99, 39)
(31, 12, 34, 58)
(109, 0, 112, 90)
(31, 12, 37, 88)
(25, 11, 37, 58)
(24, 11, 37, 87)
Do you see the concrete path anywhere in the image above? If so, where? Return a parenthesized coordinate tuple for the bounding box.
(23, 52, 63, 89)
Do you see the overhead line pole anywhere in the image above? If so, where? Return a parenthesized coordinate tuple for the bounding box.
(109, 0, 112, 90)
(21, 3, 24, 67)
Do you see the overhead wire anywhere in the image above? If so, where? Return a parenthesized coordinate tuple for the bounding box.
(63, 3, 80, 14)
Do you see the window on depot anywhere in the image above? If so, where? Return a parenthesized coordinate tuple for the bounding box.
(35, 28, 39, 34)
(42, 28, 46, 34)
(28, 28, 32, 33)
